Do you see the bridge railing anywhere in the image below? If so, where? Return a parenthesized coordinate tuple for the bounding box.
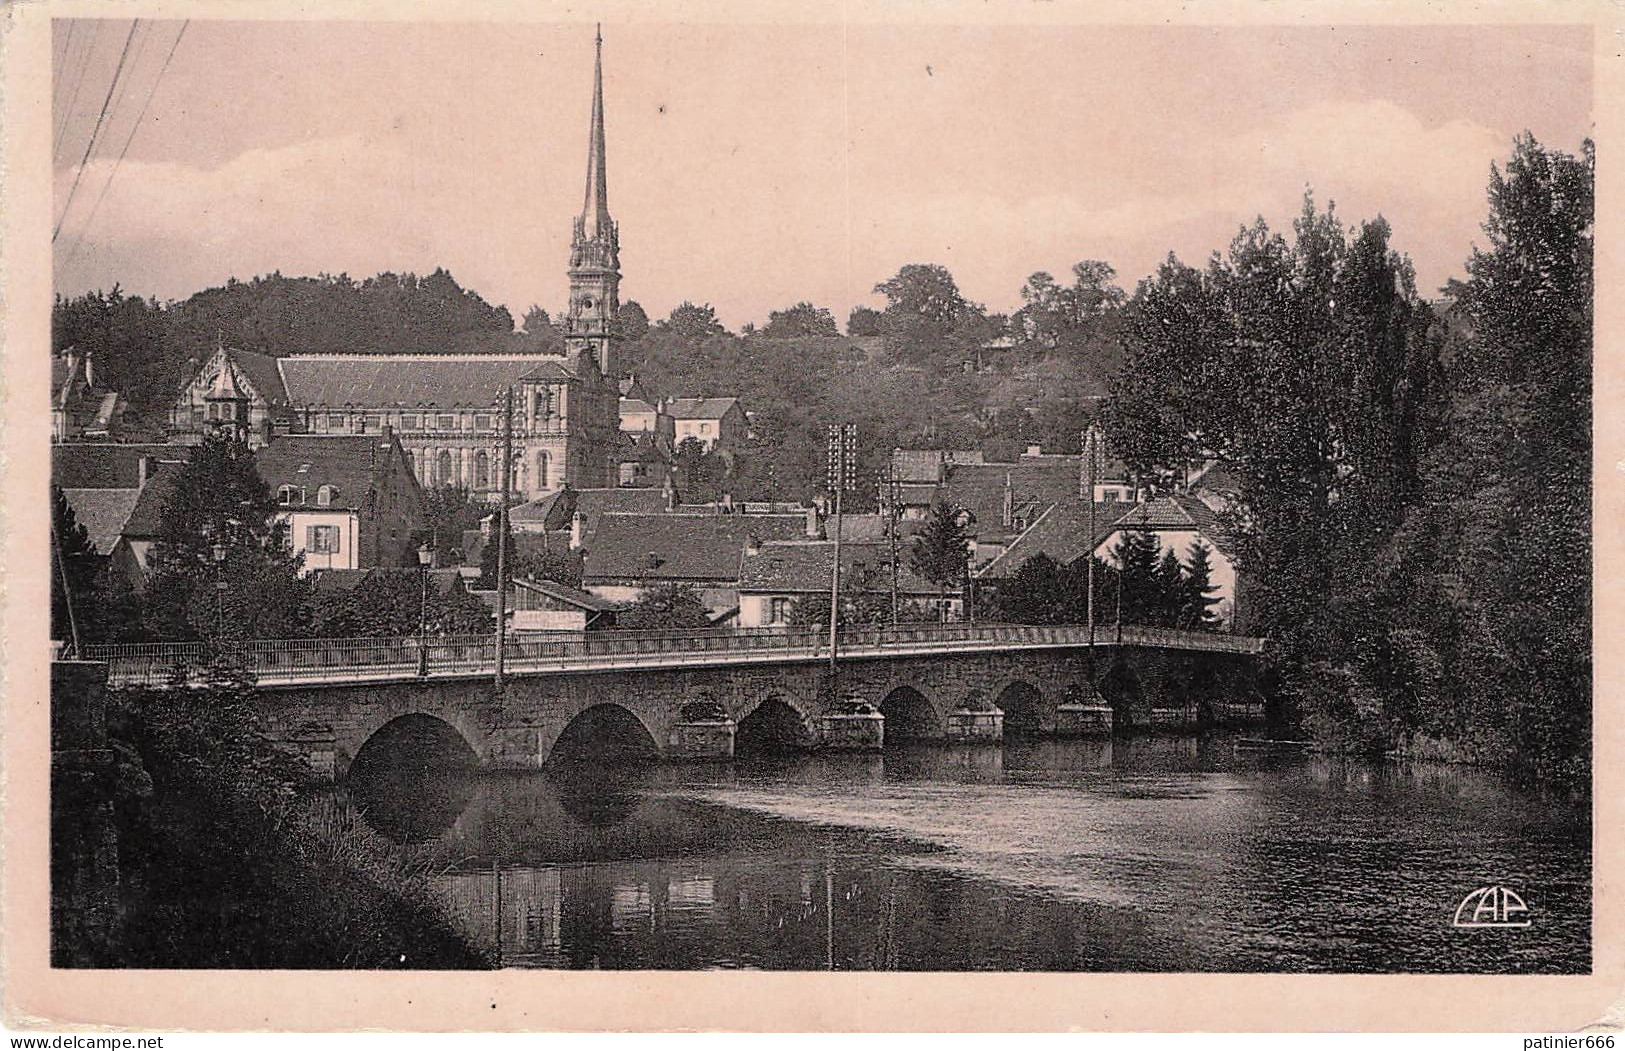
(80, 621, 1265, 686)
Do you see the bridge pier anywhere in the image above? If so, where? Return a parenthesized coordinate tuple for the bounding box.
(818, 702, 884, 752)
(667, 717, 737, 761)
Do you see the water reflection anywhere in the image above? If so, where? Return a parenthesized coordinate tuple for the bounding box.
(345, 733, 1590, 973)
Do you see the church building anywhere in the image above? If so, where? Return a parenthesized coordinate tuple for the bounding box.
(167, 30, 626, 504)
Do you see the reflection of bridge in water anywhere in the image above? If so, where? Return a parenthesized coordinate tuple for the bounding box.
(84, 622, 1269, 780)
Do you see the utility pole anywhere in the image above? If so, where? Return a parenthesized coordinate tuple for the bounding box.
(885, 463, 900, 627)
(1082, 425, 1101, 673)
(826, 423, 857, 686)
(494, 385, 514, 691)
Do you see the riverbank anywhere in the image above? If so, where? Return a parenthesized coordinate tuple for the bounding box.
(53, 671, 491, 968)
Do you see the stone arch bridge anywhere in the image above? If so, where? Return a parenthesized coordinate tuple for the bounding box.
(88, 623, 1268, 780)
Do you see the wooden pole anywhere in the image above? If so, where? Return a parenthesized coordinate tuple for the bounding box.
(495, 386, 513, 691)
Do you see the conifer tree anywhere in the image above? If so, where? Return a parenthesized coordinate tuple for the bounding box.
(1180, 540, 1222, 630)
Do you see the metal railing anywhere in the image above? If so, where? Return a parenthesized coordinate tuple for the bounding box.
(80, 621, 1267, 688)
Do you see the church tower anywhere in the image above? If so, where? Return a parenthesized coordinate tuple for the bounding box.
(565, 25, 620, 380)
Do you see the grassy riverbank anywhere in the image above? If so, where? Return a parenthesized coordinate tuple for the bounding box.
(63, 666, 489, 968)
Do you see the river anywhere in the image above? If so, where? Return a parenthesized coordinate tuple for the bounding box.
(345, 735, 1590, 972)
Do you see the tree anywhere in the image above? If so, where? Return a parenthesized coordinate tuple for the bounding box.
(308, 570, 492, 638)
(1154, 548, 1185, 627)
(993, 553, 1071, 625)
(847, 305, 882, 337)
(910, 501, 971, 614)
(1110, 529, 1161, 625)
(661, 301, 727, 341)
(142, 432, 311, 642)
(51, 487, 100, 646)
(763, 302, 840, 339)
(614, 300, 651, 343)
(1179, 541, 1222, 629)
(873, 264, 988, 367)
(420, 485, 487, 560)
(614, 583, 714, 630)
(518, 305, 564, 353)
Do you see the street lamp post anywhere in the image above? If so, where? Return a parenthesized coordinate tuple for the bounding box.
(417, 543, 434, 676)
(211, 541, 227, 638)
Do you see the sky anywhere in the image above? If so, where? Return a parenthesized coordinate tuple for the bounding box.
(50, 19, 1594, 331)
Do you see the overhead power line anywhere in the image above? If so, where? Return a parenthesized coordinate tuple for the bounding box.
(63, 21, 189, 268)
(53, 19, 99, 162)
(53, 18, 139, 244)
(51, 20, 77, 99)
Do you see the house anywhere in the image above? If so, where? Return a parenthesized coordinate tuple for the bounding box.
(979, 492, 1242, 629)
(470, 577, 618, 633)
(616, 431, 678, 488)
(666, 397, 747, 452)
(578, 508, 814, 616)
(500, 483, 677, 537)
(53, 444, 193, 586)
(255, 432, 426, 575)
(617, 395, 674, 443)
(736, 538, 954, 627)
(52, 350, 128, 442)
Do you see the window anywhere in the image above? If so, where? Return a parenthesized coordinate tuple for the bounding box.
(316, 484, 339, 507)
(277, 485, 297, 506)
(327, 414, 345, 430)
(700, 422, 711, 434)
(306, 524, 340, 554)
(770, 597, 791, 624)
(437, 450, 453, 483)
(474, 414, 491, 432)
(437, 414, 455, 431)
(207, 403, 219, 421)
(313, 413, 328, 433)
(191, 406, 205, 424)
(364, 415, 382, 433)
(475, 450, 490, 488)
(536, 451, 549, 490)
(402, 414, 420, 430)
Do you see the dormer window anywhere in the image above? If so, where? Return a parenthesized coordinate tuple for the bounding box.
(317, 484, 339, 507)
(278, 485, 296, 505)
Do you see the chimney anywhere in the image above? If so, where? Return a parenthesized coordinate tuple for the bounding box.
(720, 490, 734, 513)
(805, 506, 821, 539)
(745, 535, 762, 557)
(382, 423, 393, 444)
(1025, 443, 1042, 457)
(83, 353, 94, 389)
(137, 454, 151, 489)
(570, 510, 586, 550)
(662, 472, 677, 512)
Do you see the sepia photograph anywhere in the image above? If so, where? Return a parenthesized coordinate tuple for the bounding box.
(8, 0, 1616, 1032)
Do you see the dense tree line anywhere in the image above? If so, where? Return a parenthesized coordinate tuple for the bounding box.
(994, 536, 1221, 630)
(1103, 135, 1591, 786)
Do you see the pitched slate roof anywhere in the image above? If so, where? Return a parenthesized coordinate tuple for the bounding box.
(738, 539, 940, 595)
(52, 444, 190, 489)
(980, 493, 1236, 578)
(978, 499, 1137, 577)
(60, 488, 142, 554)
(254, 436, 384, 512)
(507, 486, 673, 529)
(277, 354, 575, 408)
(581, 511, 807, 583)
(513, 577, 619, 612)
(619, 397, 659, 415)
(222, 347, 292, 406)
(1106, 494, 1236, 555)
(120, 463, 186, 539)
(665, 396, 739, 420)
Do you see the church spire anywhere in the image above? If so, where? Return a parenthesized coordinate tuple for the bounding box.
(580, 23, 611, 241)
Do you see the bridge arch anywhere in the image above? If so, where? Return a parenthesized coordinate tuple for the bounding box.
(340, 705, 486, 780)
(878, 684, 945, 742)
(992, 680, 1045, 737)
(545, 702, 661, 765)
(735, 694, 817, 756)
